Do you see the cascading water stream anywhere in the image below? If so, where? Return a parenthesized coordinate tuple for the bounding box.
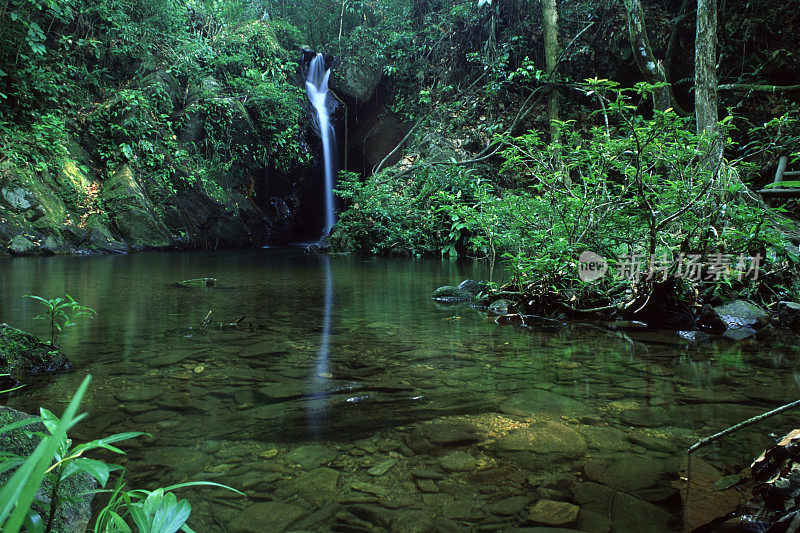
(305, 53, 336, 238)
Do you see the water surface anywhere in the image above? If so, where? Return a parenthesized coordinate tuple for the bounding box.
(2, 249, 798, 531)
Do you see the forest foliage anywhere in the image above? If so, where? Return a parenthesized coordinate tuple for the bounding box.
(1, 0, 799, 302)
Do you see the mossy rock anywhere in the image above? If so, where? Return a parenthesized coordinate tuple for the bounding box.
(101, 165, 171, 248)
(0, 323, 70, 389)
(431, 285, 474, 302)
(0, 406, 95, 532)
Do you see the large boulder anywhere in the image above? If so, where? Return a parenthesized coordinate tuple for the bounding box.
(0, 323, 70, 390)
(715, 300, 769, 328)
(0, 406, 95, 533)
(431, 285, 474, 302)
(101, 165, 172, 248)
(333, 61, 382, 101)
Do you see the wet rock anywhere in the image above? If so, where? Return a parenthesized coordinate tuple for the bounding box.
(412, 419, 481, 446)
(142, 446, 207, 471)
(346, 503, 394, 528)
(391, 509, 436, 533)
(458, 279, 488, 296)
(577, 426, 632, 453)
(442, 500, 476, 520)
(617, 407, 672, 428)
(488, 299, 514, 315)
(571, 482, 671, 532)
(583, 454, 665, 491)
(575, 509, 612, 533)
(439, 451, 477, 472)
(696, 304, 728, 332)
(230, 502, 305, 533)
(775, 301, 800, 330)
(255, 382, 308, 401)
(285, 444, 337, 468)
(489, 495, 529, 516)
(0, 323, 70, 389)
(114, 386, 164, 403)
(527, 500, 580, 527)
(627, 434, 678, 454)
(415, 478, 439, 493)
(713, 300, 769, 329)
(723, 328, 757, 341)
(145, 349, 196, 368)
(431, 517, 463, 532)
(495, 421, 587, 456)
(292, 467, 340, 506)
(412, 468, 445, 479)
(9, 234, 38, 254)
(501, 390, 596, 418)
(368, 459, 398, 476)
(431, 285, 474, 302)
(351, 481, 389, 497)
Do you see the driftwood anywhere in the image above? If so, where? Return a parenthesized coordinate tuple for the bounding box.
(688, 398, 800, 454)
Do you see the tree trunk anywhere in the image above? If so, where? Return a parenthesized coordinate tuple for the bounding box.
(543, 0, 559, 142)
(695, 0, 722, 167)
(621, 0, 671, 112)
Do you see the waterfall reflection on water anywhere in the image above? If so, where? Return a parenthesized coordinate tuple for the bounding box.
(307, 254, 333, 436)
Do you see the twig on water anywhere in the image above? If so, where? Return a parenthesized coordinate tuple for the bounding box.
(687, 398, 800, 454)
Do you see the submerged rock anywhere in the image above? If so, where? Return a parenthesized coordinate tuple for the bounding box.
(527, 500, 580, 527)
(285, 444, 337, 468)
(439, 451, 477, 472)
(495, 421, 587, 456)
(487, 299, 514, 315)
(230, 502, 305, 533)
(178, 277, 217, 287)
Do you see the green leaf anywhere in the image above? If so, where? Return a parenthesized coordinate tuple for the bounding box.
(766, 180, 800, 189)
(73, 432, 147, 455)
(63, 458, 111, 487)
(713, 474, 740, 491)
(151, 492, 191, 533)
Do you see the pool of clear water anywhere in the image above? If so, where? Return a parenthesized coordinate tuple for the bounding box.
(2, 248, 799, 532)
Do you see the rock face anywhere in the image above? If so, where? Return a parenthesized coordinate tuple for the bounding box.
(0, 66, 320, 256)
(0, 407, 95, 533)
(0, 323, 70, 390)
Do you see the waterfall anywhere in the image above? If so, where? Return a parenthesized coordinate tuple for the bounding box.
(305, 53, 336, 238)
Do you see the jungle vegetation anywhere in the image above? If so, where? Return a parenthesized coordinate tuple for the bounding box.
(0, 0, 798, 303)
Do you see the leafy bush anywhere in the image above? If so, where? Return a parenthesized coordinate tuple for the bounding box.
(334, 81, 790, 301)
(331, 166, 488, 257)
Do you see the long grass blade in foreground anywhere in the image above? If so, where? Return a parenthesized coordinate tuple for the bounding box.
(0, 375, 92, 532)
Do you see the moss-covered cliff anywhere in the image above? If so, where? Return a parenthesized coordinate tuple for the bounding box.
(0, 4, 321, 255)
